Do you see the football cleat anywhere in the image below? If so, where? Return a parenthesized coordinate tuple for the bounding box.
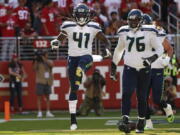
(37, 111, 43, 118)
(117, 116, 131, 133)
(144, 119, 154, 130)
(70, 124, 77, 130)
(136, 118, 145, 133)
(164, 104, 174, 123)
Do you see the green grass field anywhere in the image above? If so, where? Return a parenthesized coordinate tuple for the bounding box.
(0, 110, 179, 135)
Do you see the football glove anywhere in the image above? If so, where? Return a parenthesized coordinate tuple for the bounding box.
(110, 62, 117, 81)
(142, 54, 158, 67)
(160, 55, 170, 67)
(103, 48, 112, 59)
(51, 39, 60, 50)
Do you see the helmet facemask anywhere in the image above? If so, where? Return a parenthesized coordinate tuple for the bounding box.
(127, 9, 143, 30)
(128, 15, 142, 29)
(73, 5, 91, 26)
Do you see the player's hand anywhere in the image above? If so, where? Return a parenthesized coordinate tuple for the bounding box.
(160, 55, 170, 67)
(103, 48, 111, 59)
(51, 39, 60, 50)
(110, 62, 117, 81)
(142, 54, 158, 67)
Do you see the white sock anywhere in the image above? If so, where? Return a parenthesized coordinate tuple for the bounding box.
(69, 100, 78, 114)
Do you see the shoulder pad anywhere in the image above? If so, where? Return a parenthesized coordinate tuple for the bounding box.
(87, 21, 101, 30)
(117, 25, 130, 34)
(141, 25, 158, 34)
(61, 21, 77, 29)
(157, 27, 166, 37)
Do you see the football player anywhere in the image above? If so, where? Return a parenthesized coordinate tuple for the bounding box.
(110, 9, 164, 133)
(143, 14, 174, 130)
(51, 3, 111, 130)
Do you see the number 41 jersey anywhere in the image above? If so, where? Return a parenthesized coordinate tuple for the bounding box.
(60, 21, 102, 56)
(117, 25, 163, 69)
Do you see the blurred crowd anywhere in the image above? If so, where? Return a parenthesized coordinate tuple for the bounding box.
(0, 0, 179, 38)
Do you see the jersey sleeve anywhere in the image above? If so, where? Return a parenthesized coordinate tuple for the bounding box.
(157, 28, 166, 44)
(112, 32, 125, 65)
(150, 31, 164, 57)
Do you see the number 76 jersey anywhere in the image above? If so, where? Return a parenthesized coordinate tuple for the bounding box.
(117, 25, 163, 69)
(60, 21, 102, 56)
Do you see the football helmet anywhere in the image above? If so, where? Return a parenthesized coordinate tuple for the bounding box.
(143, 14, 153, 25)
(127, 9, 143, 29)
(73, 3, 91, 26)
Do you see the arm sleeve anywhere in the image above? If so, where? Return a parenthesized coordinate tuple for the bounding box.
(150, 32, 164, 57)
(112, 34, 125, 65)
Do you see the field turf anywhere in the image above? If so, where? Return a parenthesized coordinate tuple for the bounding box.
(0, 110, 179, 135)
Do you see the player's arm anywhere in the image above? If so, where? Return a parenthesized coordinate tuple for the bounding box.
(96, 32, 111, 58)
(51, 31, 68, 49)
(142, 32, 164, 67)
(110, 35, 125, 80)
(159, 38, 173, 67)
(163, 38, 173, 57)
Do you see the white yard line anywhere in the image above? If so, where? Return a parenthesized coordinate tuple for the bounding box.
(0, 115, 179, 122)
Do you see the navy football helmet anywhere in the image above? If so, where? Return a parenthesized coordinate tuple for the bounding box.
(73, 3, 91, 26)
(127, 9, 143, 29)
(143, 14, 153, 24)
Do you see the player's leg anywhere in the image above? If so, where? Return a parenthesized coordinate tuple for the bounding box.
(152, 69, 174, 123)
(75, 55, 93, 87)
(118, 65, 137, 133)
(68, 55, 93, 130)
(145, 72, 154, 130)
(136, 67, 151, 133)
(68, 56, 79, 130)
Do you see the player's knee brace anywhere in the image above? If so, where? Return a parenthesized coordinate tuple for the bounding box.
(75, 67, 83, 86)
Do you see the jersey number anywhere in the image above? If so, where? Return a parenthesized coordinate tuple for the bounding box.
(73, 32, 90, 48)
(127, 36, 145, 52)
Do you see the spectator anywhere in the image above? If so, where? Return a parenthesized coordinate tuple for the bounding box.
(120, 0, 139, 20)
(77, 69, 106, 116)
(20, 22, 37, 38)
(33, 50, 54, 118)
(0, 0, 10, 18)
(53, 0, 73, 18)
(32, 1, 43, 35)
(13, 0, 31, 35)
(92, 1, 108, 28)
(0, 7, 17, 61)
(40, 0, 59, 36)
(20, 22, 38, 60)
(8, 0, 19, 9)
(110, 11, 119, 22)
(103, 0, 121, 20)
(8, 54, 26, 113)
(138, 0, 153, 14)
